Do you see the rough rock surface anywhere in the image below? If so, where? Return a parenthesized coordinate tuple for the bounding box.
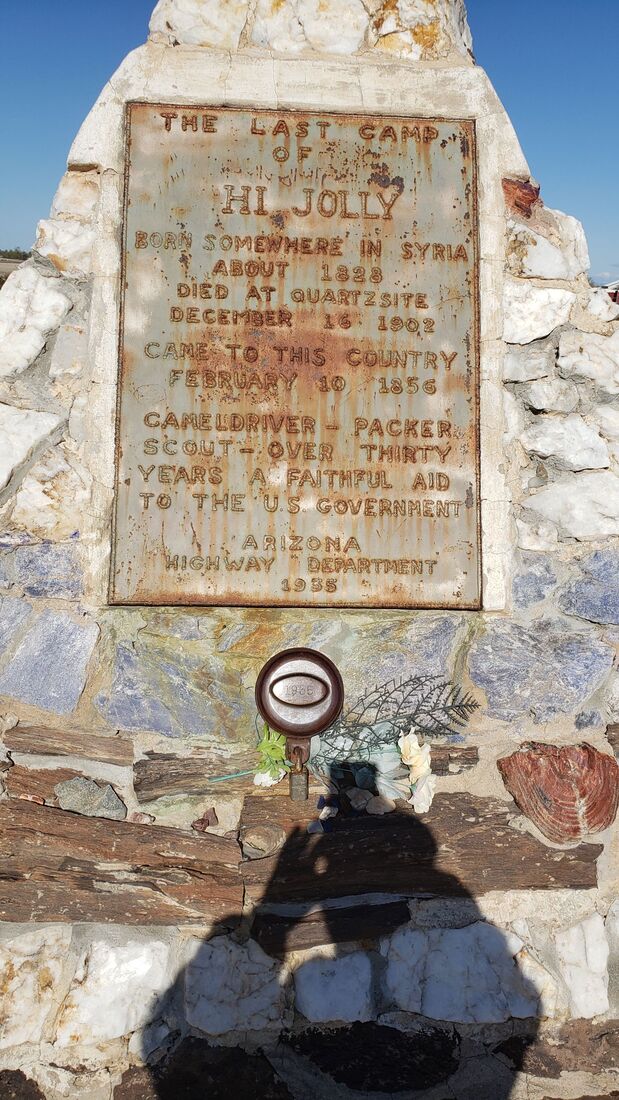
(0, 405, 62, 493)
(518, 376, 579, 413)
(294, 951, 373, 1022)
(559, 329, 619, 396)
(526, 471, 619, 539)
(0, 265, 72, 378)
(559, 550, 619, 625)
(13, 541, 82, 599)
(0, 927, 71, 1049)
(503, 280, 575, 344)
(520, 414, 608, 471)
(53, 939, 171, 1045)
(468, 621, 613, 722)
(184, 936, 289, 1034)
(512, 555, 557, 609)
(504, 340, 554, 383)
(507, 208, 589, 281)
(382, 922, 551, 1021)
(0, 609, 98, 713)
(149, 0, 473, 59)
(54, 776, 127, 820)
(555, 914, 610, 1018)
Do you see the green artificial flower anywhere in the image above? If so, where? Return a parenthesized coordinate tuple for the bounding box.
(256, 722, 291, 780)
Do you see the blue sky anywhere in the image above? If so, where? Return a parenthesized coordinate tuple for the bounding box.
(1, 0, 617, 282)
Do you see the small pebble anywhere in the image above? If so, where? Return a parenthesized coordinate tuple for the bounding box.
(319, 804, 338, 821)
(128, 811, 155, 824)
(366, 795, 396, 815)
(241, 823, 286, 858)
(347, 788, 373, 812)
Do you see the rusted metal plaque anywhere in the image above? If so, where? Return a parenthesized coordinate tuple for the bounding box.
(110, 104, 480, 608)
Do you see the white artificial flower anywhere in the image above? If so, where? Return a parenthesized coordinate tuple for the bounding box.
(253, 768, 285, 787)
(398, 730, 431, 778)
(409, 771, 436, 814)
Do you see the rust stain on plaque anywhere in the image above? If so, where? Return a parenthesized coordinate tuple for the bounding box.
(110, 104, 481, 609)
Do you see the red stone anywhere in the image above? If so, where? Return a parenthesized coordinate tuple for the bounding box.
(502, 177, 541, 219)
(191, 806, 219, 832)
(498, 742, 619, 844)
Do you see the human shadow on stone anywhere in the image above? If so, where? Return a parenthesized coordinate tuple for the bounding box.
(118, 766, 541, 1100)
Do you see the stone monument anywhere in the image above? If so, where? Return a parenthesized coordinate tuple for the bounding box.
(0, 1, 618, 1096)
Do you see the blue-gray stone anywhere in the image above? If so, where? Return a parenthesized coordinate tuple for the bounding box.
(0, 610, 99, 714)
(54, 776, 126, 820)
(0, 596, 32, 652)
(95, 635, 246, 739)
(558, 550, 619, 625)
(512, 555, 557, 609)
(0, 553, 15, 590)
(576, 710, 602, 729)
(14, 542, 83, 599)
(468, 620, 613, 722)
(95, 643, 183, 736)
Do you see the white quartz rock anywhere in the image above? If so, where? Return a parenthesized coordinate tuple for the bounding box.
(0, 265, 72, 377)
(503, 389, 524, 443)
(507, 209, 589, 281)
(519, 377, 579, 413)
(294, 951, 373, 1022)
(35, 217, 95, 277)
(372, 0, 473, 59)
(605, 673, 619, 722)
(504, 342, 554, 383)
(559, 329, 619, 397)
(593, 405, 619, 463)
(503, 279, 575, 345)
(520, 414, 608, 471)
(184, 936, 287, 1034)
(49, 323, 88, 380)
(583, 286, 619, 324)
(516, 515, 559, 552)
(8, 446, 91, 540)
(0, 927, 71, 1049)
(54, 940, 171, 1045)
(0, 404, 63, 493)
(252, 0, 308, 52)
(149, 0, 250, 48)
(382, 922, 549, 1022)
(594, 404, 619, 443)
(296, 0, 368, 53)
(555, 913, 609, 1019)
(526, 471, 619, 539)
(51, 171, 100, 222)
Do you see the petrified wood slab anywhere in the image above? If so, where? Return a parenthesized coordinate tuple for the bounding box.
(498, 742, 619, 844)
(0, 801, 242, 925)
(251, 901, 411, 957)
(3, 725, 134, 766)
(430, 745, 479, 775)
(133, 752, 260, 802)
(241, 793, 601, 904)
(5, 764, 86, 805)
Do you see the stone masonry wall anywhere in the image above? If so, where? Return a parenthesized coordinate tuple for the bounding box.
(0, 3, 618, 1098)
